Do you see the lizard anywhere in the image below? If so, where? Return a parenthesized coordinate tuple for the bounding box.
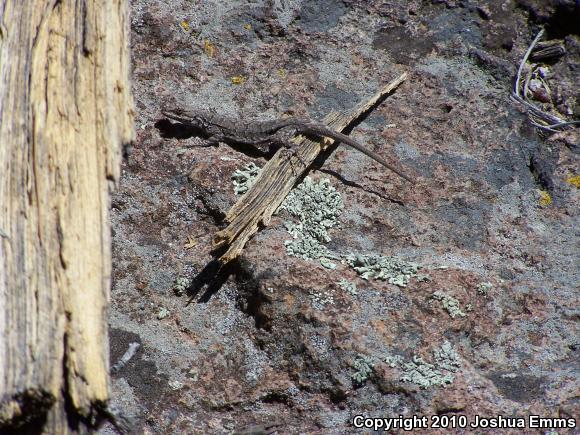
(162, 108, 415, 183)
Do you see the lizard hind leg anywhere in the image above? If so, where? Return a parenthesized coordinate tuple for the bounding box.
(201, 135, 224, 147)
(270, 126, 299, 149)
(271, 126, 308, 172)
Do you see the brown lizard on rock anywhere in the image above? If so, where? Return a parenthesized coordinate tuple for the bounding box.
(162, 108, 414, 183)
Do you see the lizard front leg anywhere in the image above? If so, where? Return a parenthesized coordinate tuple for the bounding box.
(200, 124, 226, 147)
(201, 135, 225, 147)
(178, 135, 222, 147)
(270, 126, 309, 170)
(270, 126, 299, 150)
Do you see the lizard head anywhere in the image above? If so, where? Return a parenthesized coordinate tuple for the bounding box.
(162, 108, 210, 130)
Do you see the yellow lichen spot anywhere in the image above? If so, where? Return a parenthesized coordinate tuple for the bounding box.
(538, 190, 552, 207)
(277, 68, 287, 78)
(565, 175, 580, 188)
(231, 76, 246, 84)
(203, 39, 215, 58)
(179, 20, 190, 32)
(243, 23, 252, 30)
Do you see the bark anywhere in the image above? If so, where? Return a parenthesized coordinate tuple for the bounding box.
(0, 0, 134, 433)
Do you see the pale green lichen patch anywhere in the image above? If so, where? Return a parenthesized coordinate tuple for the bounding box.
(279, 177, 343, 264)
(433, 340, 461, 373)
(476, 281, 493, 296)
(284, 235, 337, 260)
(351, 354, 375, 386)
(157, 306, 170, 320)
(431, 291, 467, 318)
(277, 178, 423, 283)
(173, 276, 192, 296)
(385, 341, 461, 388)
(400, 356, 454, 388)
(320, 257, 337, 269)
(280, 177, 343, 243)
(383, 354, 404, 368)
(345, 253, 420, 287)
(338, 278, 358, 296)
(232, 162, 261, 195)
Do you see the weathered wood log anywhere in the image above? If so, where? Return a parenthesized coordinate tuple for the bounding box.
(0, 1, 134, 433)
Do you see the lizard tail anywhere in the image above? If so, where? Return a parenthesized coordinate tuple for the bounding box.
(304, 126, 415, 184)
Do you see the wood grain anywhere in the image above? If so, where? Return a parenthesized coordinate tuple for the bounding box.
(0, 0, 134, 431)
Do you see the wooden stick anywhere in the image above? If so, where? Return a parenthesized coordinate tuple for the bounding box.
(214, 73, 408, 264)
(0, 0, 134, 430)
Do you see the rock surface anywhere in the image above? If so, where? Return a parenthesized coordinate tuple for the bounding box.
(103, 0, 579, 433)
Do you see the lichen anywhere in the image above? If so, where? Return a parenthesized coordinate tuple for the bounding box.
(538, 190, 552, 207)
(279, 177, 343, 264)
(320, 257, 337, 269)
(179, 20, 189, 32)
(284, 235, 336, 260)
(383, 354, 404, 368)
(203, 39, 215, 57)
(280, 177, 343, 243)
(157, 306, 170, 320)
(232, 162, 261, 195)
(168, 380, 184, 390)
(431, 291, 467, 318)
(338, 278, 358, 296)
(476, 281, 493, 296)
(173, 276, 192, 296)
(384, 342, 461, 389)
(345, 253, 419, 287)
(231, 75, 246, 84)
(351, 354, 375, 386)
(566, 174, 580, 188)
(400, 356, 454, 388)
(433, 340, 461, 373)
(416, 274, 431, 282)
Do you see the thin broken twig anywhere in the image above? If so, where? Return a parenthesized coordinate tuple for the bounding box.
(514, 29, 544, 98)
